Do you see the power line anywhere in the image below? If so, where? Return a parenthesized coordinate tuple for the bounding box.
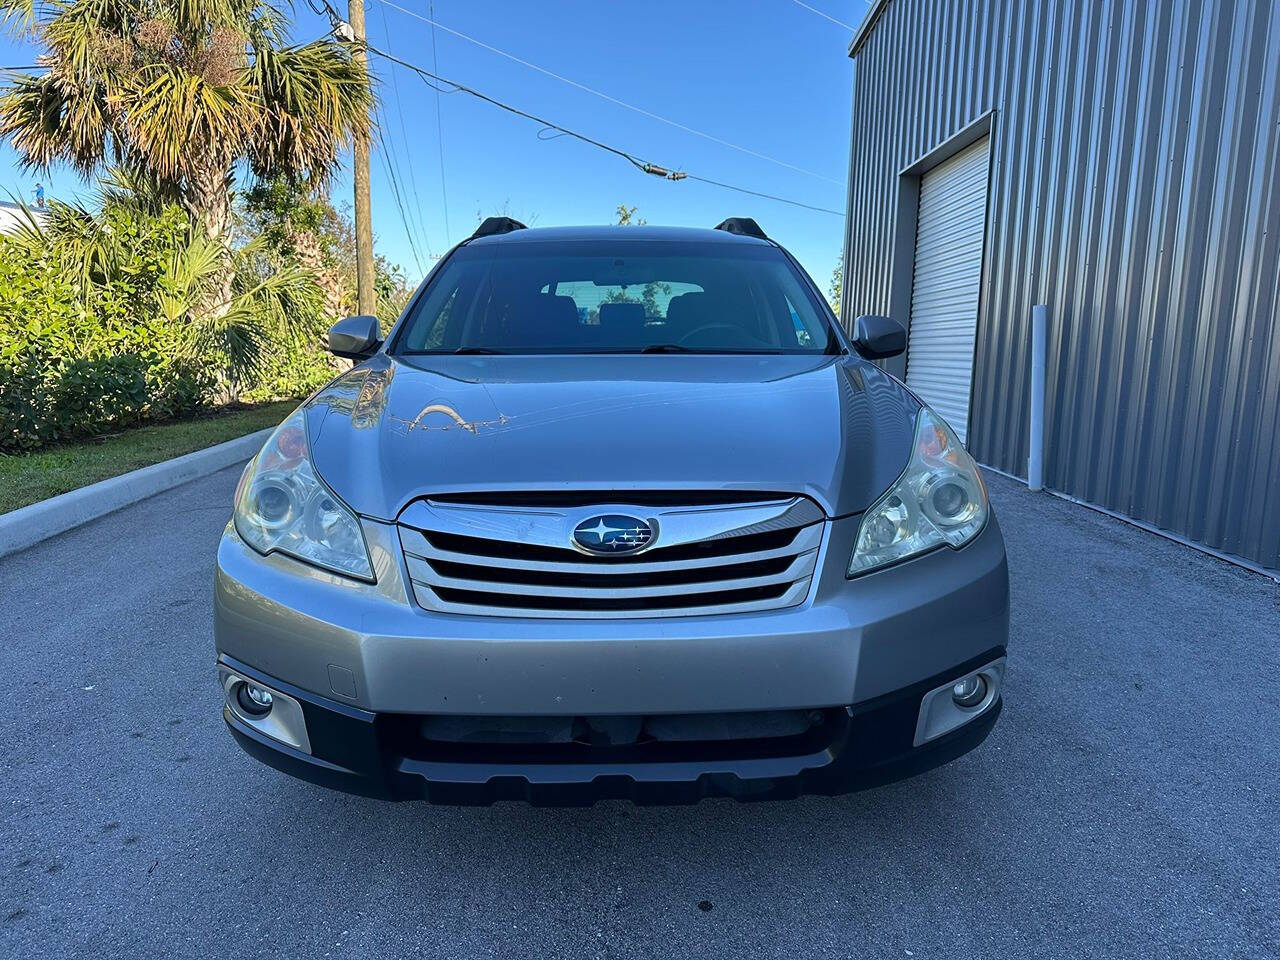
(315, 0, 844, 219)
(428, 0, 452, 246)
(786, 0, 857, 31)
(361, 40, 654, 173)
(372, 95, 427, 264)
(373, 104, 427, 273)
(376, 0, 435, 256)
(360, 38, 845, 218)
(683, 173, 845, 216)
(368, 0, 845, 187)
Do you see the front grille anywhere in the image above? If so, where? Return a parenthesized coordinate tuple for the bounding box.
(397, 495, 826, 619)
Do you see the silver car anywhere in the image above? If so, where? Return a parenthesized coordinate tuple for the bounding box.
(215, 217, 1009, 804)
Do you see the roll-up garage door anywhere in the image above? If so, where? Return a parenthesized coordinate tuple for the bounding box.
(905, 136, 990, 444)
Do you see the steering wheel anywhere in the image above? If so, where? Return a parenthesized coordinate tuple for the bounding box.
(677, 322, 766, 348)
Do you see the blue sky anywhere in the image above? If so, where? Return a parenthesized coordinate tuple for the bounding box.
(0, 0, 869, 287)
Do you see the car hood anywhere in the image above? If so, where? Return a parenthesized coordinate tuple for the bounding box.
(304, 353, 919, 520)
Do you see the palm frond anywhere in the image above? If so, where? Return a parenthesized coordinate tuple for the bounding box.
(181, 304, 268, 386)
(98, 162, 182, 212)
(0, 71, 110, 172)
(156, 229, 265, 385)
(156, 230, 325, 386)
(4, 193, 122, 291)
(247, 38, 373, 182)
(170, 0, 242, 34)
(234, 254, 324, 329)
(159, 227, 223, 322)
(243, 0, 286, 49)
(0, 0, 43, 37)
(43, 0, 134, 77)
(118, 63, 250, 180)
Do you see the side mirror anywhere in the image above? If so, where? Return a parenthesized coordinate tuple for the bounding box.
(852, 314, 906, 359)
(328, 315, 382, 360)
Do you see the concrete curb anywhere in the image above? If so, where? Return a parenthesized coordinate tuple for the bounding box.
(0, 427, 273, 559)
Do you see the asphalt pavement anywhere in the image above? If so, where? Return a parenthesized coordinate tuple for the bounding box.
(1, 465, 1277, 959)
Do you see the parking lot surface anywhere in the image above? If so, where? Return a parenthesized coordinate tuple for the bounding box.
(1, 466, 1277, 958)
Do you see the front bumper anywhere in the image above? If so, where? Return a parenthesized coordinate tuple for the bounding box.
(220, 649, 1005, 804)
(215, 509, 1009, 802)
(215, 512, 1008, 714)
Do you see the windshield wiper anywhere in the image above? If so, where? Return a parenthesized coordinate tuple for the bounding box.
(450, 346, 508, 354)
(638, 343, 695, 353)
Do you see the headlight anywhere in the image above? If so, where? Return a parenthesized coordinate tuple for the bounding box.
(848, 407, 988, 577)
(233, 409, 374, 581)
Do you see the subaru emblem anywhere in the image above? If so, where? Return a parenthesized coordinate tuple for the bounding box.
(572, 514, 655, 555)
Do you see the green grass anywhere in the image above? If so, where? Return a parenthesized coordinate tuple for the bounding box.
(0, 401, 299, 515)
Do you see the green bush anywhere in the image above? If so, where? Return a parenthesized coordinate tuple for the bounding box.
(0, 249, 220, 450)
(0, 186, 352, 452)
(239, 315, 339, 405)
(0, 170, 424, 453)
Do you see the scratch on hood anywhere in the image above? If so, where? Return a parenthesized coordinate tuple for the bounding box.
(398, 402, 510, 435)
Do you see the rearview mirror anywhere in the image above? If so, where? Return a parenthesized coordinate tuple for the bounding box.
(328, 315, 382, 360)
(851, 314, 906, 359)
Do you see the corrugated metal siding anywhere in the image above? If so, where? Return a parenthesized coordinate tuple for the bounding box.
(842, 0, 1280, 571)
(905, 136, 991, 443)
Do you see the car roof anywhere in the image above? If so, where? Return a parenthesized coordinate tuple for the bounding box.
(463, 224, 775, 247)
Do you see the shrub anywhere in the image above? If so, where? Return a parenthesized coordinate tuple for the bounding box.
(0, 247, 219, 450)
(0, 180, 352, 452)
(0, 174, 413, 453)
(239, 313, 340, 404)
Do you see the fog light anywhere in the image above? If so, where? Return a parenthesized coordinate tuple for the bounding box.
(951, 674, 986, 708)
(237, 682, 274, 716)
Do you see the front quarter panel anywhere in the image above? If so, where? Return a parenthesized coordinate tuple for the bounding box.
(819, 510, 1009, 703)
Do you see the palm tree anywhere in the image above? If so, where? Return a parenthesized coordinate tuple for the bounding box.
(0, 0, 371, 243)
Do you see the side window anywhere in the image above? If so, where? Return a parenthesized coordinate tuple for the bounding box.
(419, 289, 457, 350)
(785, 295, 813, 347)
(400, 274, 472, 351)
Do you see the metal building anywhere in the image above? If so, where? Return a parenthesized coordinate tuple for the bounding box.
(840, 0, 1280, 574)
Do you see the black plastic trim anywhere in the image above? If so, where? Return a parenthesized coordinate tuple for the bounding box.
(471, 215, 527, 238)
(218, 647, 1006, 805)
(713, 217, 768, 239)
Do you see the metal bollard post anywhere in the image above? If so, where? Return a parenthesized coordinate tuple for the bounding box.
(1028, 304, 1047, 491)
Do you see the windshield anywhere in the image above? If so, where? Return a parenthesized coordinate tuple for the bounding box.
(392, 239, 841, 355)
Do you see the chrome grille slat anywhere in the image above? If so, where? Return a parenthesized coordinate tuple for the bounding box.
(397, 495, 826, 619)
(405, 550, 818, 600)
(399, 523, 823, 575)
(409, 579, 814, 620)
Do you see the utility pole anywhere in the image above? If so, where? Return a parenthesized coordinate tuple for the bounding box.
(349, 0, 376, 316)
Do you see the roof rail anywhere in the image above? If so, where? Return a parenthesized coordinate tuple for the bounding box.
(471, 216, 527, 239)
(713, 217, 768, 240)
